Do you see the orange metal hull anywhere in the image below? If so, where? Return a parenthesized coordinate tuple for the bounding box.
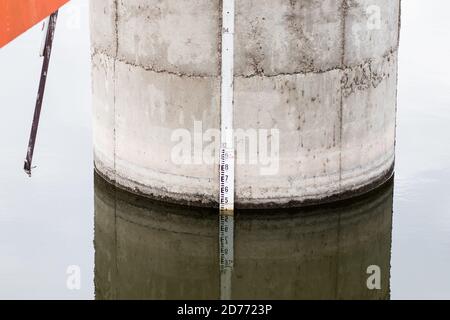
(0, 0, 69, 48)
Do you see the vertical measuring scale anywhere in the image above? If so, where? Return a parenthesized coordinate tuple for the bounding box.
(219, 0, 235, 301)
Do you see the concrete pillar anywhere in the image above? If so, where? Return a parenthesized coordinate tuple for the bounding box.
(90, 0, 400, 208)
(94, 172, 393, 299)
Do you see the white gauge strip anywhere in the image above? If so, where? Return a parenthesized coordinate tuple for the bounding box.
(219, 0, 235, 301)
(219, 0, 235, 213)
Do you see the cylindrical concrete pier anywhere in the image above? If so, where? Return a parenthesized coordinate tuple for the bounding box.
(90, 0, 400, 208)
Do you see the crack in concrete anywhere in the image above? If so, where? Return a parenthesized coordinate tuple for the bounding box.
(92, 47, 214, 79)
(92, 47, 398, 82)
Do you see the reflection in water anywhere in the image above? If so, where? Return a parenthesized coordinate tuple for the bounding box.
(219, 215, 234, 300)
(94, 173, 393, 300)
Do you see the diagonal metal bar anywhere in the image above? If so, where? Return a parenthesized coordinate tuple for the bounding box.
(24, 11, 59, 176)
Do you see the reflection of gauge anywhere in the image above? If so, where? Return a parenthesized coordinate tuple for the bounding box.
(94, 173, 393, 300)
(219, 215, 234, 300)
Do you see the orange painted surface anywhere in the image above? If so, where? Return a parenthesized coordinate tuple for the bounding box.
(0, 0, 69, 48)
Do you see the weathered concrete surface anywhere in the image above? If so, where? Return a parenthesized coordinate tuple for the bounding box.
(94, 173, 393, 299)
(91, 0, 400, 208)
(234, 0, 344, 76)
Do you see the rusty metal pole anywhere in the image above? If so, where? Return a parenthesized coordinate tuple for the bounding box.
(24, 11, 58, 176)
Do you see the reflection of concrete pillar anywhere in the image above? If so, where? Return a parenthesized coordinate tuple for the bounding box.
(94, 173, 393, 300)
(90, 1, 400, 208)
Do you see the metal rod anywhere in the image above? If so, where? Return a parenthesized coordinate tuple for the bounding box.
(24, 11, 58, 176)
